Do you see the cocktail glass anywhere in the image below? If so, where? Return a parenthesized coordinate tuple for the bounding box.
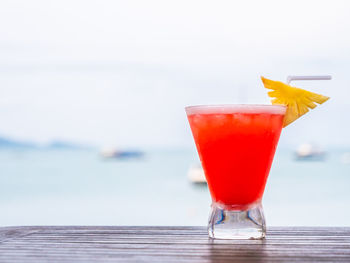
(186, 104, 286, 239)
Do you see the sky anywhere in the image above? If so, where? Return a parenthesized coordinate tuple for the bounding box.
(0, 0, 349, 148)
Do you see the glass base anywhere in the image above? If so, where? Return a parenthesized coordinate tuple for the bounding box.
(208, 202, 266, 240)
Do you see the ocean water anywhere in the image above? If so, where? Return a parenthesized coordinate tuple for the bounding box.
(0, 147, 350, 226)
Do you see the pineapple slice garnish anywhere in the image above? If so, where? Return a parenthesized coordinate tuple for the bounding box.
(261, 76, 330, 127)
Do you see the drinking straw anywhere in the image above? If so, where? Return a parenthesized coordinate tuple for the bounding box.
(287, 75, 332, 85)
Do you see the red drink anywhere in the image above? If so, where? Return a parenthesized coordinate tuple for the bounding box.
(186, 105, 285, 210)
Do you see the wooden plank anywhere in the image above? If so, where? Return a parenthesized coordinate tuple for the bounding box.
(0, 226, 349, 262)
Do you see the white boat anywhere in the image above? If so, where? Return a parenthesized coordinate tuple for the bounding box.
(341, 152, 350, 164)
(187, 164, 206, 184)
(100, 148, 143, 159)
(295, 143, 326, 161)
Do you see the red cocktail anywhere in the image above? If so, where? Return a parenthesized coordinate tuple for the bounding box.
(186, 105, 286, 239)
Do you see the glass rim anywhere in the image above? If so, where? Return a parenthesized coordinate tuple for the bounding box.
(185, 104, 287, 115)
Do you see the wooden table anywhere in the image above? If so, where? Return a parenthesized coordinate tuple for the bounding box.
(0, 226, 349, 262)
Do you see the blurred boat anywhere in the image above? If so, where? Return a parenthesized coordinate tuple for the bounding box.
(295, 143, 326, 161)
(100, 148, 143, 159)
(341, 152, 350, 164)
(187, 164, 206, 184)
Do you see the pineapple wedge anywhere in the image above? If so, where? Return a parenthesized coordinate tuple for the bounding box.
(261, 76, 329, 127)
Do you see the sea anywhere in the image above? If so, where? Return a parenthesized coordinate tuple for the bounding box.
(1, 147, 350, 227)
